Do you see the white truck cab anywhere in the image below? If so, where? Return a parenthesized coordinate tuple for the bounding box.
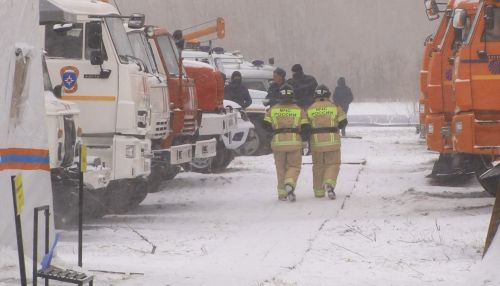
(183, 49, 272, 155)
(41, 0, 154, 214)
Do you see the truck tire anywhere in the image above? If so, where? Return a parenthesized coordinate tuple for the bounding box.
(105, 179, 147, 214)
(191, 140, 234, 173)
(475, 155, 498, 197)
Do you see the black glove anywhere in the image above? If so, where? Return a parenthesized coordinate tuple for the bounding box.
(338, 119, 348, 130)
(301, 124, 312, 141)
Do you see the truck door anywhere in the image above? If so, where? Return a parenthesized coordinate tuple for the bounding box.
(44, 21, 119, 135)
(468, 5, 500, 111)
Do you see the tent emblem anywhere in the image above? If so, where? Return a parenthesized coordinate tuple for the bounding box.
(60, 66, 79, 94)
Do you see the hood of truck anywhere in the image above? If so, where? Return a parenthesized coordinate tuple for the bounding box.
(40, 0, 119, 24)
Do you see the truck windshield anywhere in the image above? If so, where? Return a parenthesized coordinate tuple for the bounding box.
(484, 8, 500, 41)
(105, 17, 135, 64)
(157, 35, 180, 76)
(128, 31, 158, 74)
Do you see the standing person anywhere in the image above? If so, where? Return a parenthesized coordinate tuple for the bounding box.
(224, 71, 252, 109)
(332, 77, 353, 136)
(286, 64, 318, 109)
(264, 67, 286, 107)
(263, 84, 310, 202)
(306, 84, 348, 200)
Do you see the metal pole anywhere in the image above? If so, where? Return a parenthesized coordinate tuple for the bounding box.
(33, 209, 38, 286)
(78, 166, 83, 267)
(11, 176, 27, 286)
(44, 208, 50, 286)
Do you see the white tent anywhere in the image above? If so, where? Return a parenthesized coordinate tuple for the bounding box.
(0, 0, 54, 273)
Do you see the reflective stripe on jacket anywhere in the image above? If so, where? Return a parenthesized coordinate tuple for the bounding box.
(264, 103, 308, 152)
(306, 99, 347, 152)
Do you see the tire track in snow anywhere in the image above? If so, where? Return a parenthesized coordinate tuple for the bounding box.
(257, 163, 366, 286)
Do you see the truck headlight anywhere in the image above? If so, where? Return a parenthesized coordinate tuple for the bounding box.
(428, 123, 434, 134)
(126, 145, 136, 158)
(455, 121, 463, 135)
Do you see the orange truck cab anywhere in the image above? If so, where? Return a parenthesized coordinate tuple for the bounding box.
(451, 0, 500, 195)
(420, 0, 454, 138)
(426, 0, 479, 153)
(453, 0, 500, 156)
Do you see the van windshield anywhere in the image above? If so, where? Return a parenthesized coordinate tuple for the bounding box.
(156, 35, 180, 76)
(105, 17, 134, 64)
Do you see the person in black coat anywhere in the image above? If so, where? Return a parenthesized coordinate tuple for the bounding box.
(286, 64, 318, 109)
(264, 67, 287, 107)
(224, 71, 252, 109)
(332, 77, 354, 136)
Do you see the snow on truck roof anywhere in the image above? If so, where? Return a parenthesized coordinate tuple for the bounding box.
(41, 0, 118, 22)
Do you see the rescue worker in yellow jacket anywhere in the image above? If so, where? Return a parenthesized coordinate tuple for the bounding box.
(306, 84, 348, 200)
(263, 84, 310, 202)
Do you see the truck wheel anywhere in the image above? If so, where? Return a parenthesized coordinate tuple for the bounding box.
(191, 141, 234, 173)
(105, 180, 139, 214)
(475, 155, 498, 197)
(211, 148, 234, 172)
(234, 129, 260, 156)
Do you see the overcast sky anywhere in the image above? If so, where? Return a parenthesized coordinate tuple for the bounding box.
(115, 0, 438, 102)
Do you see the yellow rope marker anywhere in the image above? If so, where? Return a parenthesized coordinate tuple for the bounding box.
(80, 144, 87, 173)
(14, 175, 24, 215)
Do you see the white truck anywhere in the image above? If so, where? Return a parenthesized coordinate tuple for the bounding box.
(41, 0, 155, 214)
(183, 49, 273, 155)
(44, 55, 111, 225)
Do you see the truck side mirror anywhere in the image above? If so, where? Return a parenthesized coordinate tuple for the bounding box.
(128, 13, 145, 29)
(87, 22, 102, 50)
(53, 23, 73, 34)
(485, 6, 495, 30)
(268, 58, 275, 65)
(425, 0, 440, 21)
(90, 50, 104, 66)
(453, 9, 467, 30)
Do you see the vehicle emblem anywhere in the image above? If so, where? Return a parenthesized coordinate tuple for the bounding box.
(488, 61, 500, 74)
(60, 66, 80, 93)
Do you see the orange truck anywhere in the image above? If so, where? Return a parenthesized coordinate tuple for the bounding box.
(423, 0, 479, 179)
(147, 25, 240, 173)
(451, 0, 500, 195)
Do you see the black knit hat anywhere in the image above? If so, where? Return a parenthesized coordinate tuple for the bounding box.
(274, 67, 286, 78)
(291, 64, 303, 73)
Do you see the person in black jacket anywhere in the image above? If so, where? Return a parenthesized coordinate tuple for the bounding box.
(224, 71, 252, 109)
(264, 67, 287, 107)
(286, 64, 318, 109)
(332, 77, 354, 136)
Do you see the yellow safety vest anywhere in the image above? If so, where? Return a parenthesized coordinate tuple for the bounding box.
(306, 99, 347, 152)
(264, 103, 309, 152)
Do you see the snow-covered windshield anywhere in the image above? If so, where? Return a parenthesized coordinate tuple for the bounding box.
(157, 35, 180, 76)
(105, 17, 134, 64)
(128, 31, 157, 74)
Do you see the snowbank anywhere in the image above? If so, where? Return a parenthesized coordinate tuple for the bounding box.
(467, 233, 500, 285)
(348, 102, 419, 126)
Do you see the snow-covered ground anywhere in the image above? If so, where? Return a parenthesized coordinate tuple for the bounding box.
(0, 126, 496, 285)
(348, 102, 419, 126)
